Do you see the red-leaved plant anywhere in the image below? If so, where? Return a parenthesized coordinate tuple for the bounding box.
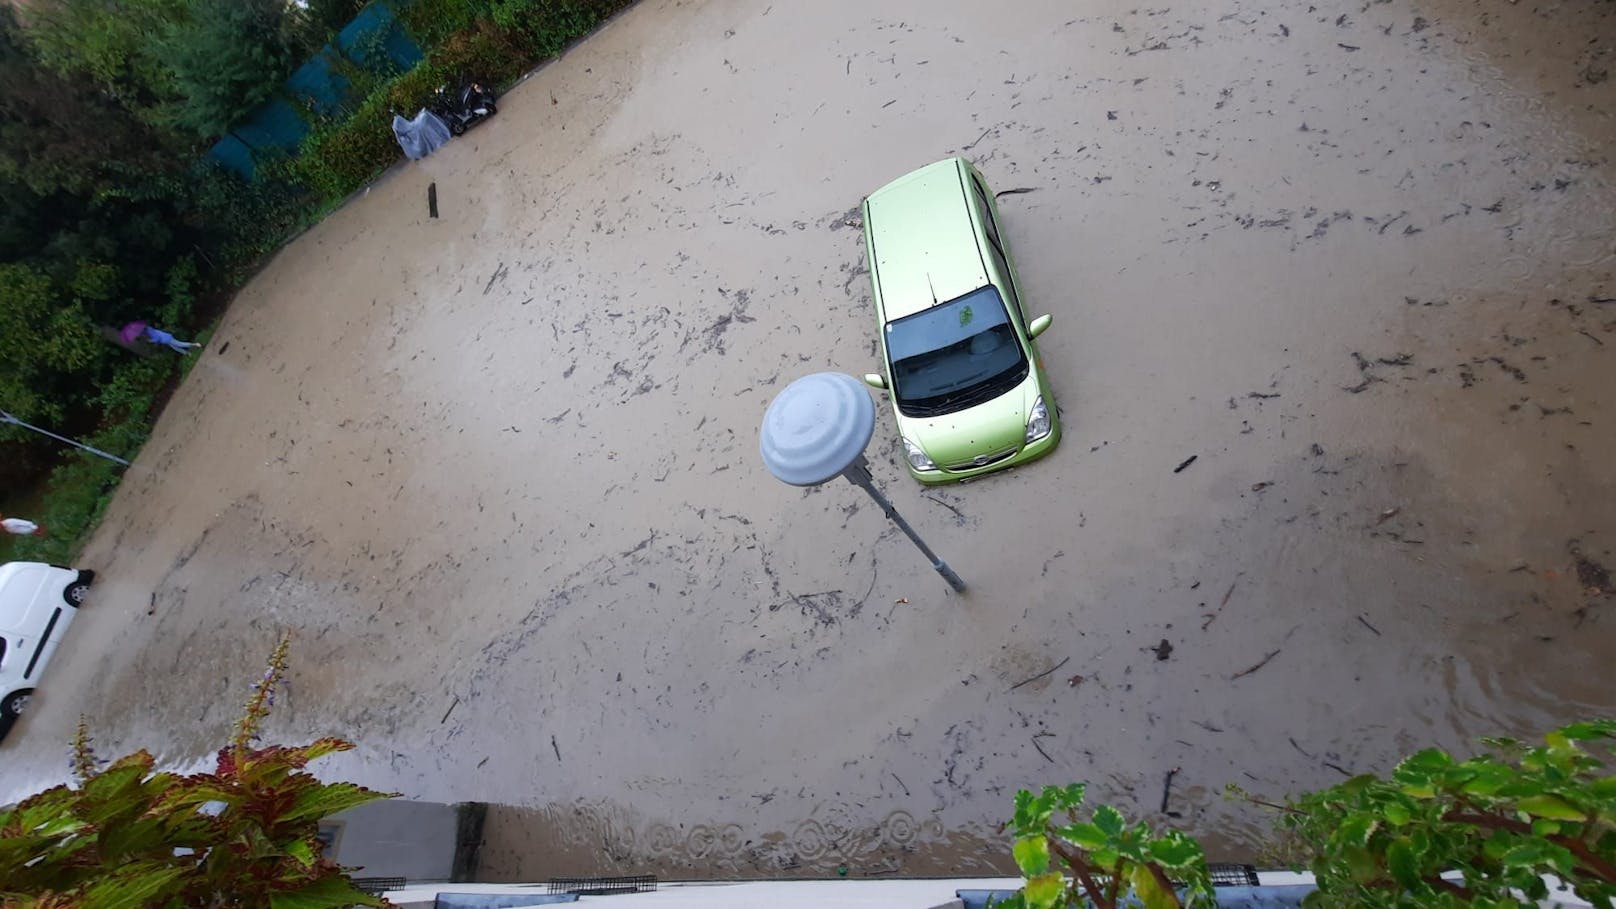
(0, 634, 395, 908)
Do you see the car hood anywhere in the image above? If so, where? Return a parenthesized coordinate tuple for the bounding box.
(900, 375, 1037, 468)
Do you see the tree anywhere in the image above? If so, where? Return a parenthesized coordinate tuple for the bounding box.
(0, 636, 393, 908)
(0, 263, 104, 427)
(22, 0, 190, 125)
(161, 0, 302, 140)
(0, 6, 182, 198)
(1001, 720, 1616, 908)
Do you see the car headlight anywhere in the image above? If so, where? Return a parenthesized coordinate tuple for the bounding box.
(903, 437, 937, 471)
(1025, 396, 1052, 443)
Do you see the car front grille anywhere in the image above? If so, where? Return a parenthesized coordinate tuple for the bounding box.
(945, 446, 1019, 472)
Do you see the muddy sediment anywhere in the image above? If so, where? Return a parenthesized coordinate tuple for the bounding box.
(2, 0, 1613, 882)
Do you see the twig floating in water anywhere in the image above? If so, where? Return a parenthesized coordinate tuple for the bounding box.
(1356, 615, 1382, 636)
(428, 182, 438, 218)
(1231, 649, 1281, 679)
(891, 772, 910, 796)
(1010, 656, 1071, 691)
(440, 696, 459, 725)
(551, 734, 562, 762)
(1031, 734, 1055, 763)
(1160, 767, 1181, 814)
(1288, 737, 1314, 759)
(995, 187, 1039, 199)
(924, 494, 967, 522)
(1174, 455, 1198, 473)
(963, 124, 996, 150)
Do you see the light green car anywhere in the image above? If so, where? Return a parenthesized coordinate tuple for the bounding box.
(860, 157, 1061, 484)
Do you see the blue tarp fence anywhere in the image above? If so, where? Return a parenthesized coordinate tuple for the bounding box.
(207, 1, 424, 180)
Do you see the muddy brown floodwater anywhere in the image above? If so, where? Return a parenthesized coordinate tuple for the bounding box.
(4, 0, 1615, 882)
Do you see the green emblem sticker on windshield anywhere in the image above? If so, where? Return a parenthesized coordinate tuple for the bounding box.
(959, 305, 974, 327)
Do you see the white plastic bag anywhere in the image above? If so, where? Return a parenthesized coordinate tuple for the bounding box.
(392, 108, 453, 160)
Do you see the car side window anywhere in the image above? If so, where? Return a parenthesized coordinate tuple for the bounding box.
(986, 242, 1026, 324)
(971, 176, 1003, 254)
(971, 175, 1026, 323)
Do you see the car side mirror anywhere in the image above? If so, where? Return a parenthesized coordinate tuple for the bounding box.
(863, 373, 888, 390)
(1027, 314, 1054, 338)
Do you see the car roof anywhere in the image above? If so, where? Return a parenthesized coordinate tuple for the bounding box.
(865, 157, 989, 322)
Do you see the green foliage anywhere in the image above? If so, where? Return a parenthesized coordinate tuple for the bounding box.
(1251, 720, 1616, 908)
(395, 0, 492, 49)
(1004, 783, 1215, 909)
(25, 0, 191, 122)
(161, 0, 303, 140)
(293, 18, 531, 201)
(0, 637, 394, 907)
(0, 263, 105, 425)
(293, 89, 403, 200)
(487, 0, 622, 58)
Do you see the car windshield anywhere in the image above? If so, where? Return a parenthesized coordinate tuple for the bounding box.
(885, 285, 1028, 417)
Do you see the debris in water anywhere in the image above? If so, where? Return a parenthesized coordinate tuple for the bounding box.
(428, 182, 438, 218)
(1160, 767, 1182, 817)
(1231, 648, 1281, 679)
(1375, 507, 1401, 525)
(1173, 455, 1198, 473)
(1010, 655, 1071, 691)
(1152, 639, 1173, 661)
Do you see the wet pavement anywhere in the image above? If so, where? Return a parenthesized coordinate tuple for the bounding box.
(3, 0, 1614, 881)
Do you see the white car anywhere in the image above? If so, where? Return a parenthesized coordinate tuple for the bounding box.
(0, 562, 94, 726)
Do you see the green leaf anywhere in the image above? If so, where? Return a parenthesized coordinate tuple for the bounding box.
(279, 781, 389, 825)
(1053, 783, 1086, 811)
(1501, 841, 1575, 876)
(286, 837, 316, 868)
(267, 874, 383, 909)
(1022, 872, 1066, 909)
(77, 863, 187, 909)
(1148, 831, 1204, 869)
(1382, 802, 1412, 826)
(1512, 792, 1590, 821)
(1338, 844, 1381, 884)
(1336, 814, 1377, 846)
(1012, 790, 1038, 834)
(1558, 720, 1616, 741)
(1393, 748, 1452, 797)
(1055, 822, 1106, 850)
(1516, 793, 1587, 821)
(1531, 818, 1561, 837)
(1385, 838, 1420, 889)
(1093, 805, 1125, 838)
(1130, 862, 1178, 909)
(1013, 835, 1050, 876)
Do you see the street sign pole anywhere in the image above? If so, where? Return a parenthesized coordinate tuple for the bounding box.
(840, 455, 966, 592)
(759, 372, 966, 594)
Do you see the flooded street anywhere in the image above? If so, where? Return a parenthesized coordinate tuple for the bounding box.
(3, 0, 1614, 880)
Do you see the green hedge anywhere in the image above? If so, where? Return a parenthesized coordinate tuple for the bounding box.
(294, 0, 629, 202)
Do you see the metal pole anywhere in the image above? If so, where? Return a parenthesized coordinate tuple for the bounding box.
(841, 456, 966, 593)
(0, 410, 131, 466)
